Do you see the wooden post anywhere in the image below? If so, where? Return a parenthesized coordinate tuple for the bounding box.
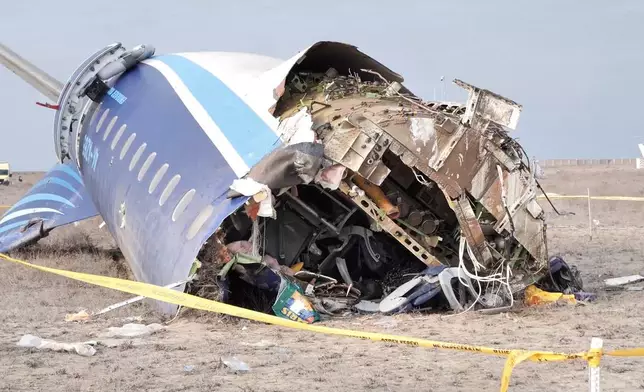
(587, 188, 593, 240)
(588, 337, 603, 392)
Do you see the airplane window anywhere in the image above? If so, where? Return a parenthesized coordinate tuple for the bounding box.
(149, 163, 169, 194)
(173, 189, 196, 222)
(138, 152, 156, 181)
(159, 175, 181, 206)
(111, 124, 127, 150)
(89, 102, 102, 128)
(103, 115, 118, 141)
(96, 108, 110, 133)
(129, 143, 146, 171)
(186, 204, 214, 240)
(120, 133, 136, 160)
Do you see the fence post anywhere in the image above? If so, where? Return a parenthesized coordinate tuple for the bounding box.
(589, 337, 603, 392)
(587, 188, 593, 240)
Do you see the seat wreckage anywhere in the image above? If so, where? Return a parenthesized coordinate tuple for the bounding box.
(190, 54, 577, 321)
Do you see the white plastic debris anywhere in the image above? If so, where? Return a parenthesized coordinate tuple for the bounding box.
(229, 178, 276, 218)
(604, 275, 644, 287)
(221, 356, 250, 373)
(354, 300, 381, 313)
(99, 323, 165, 338)
(277, 107, 315, 145)
(17, 334, 97, 357)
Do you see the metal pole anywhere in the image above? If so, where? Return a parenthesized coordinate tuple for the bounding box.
(587, 188, 593, 240)
(0, 42, 62, 102)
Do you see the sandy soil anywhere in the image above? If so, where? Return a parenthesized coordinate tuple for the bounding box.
(1, 166, 644, 392)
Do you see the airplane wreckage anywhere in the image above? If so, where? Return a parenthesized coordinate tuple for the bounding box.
(0, 41, 587, 321)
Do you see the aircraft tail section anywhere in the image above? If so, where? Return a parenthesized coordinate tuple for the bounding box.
(0, 162, 98, 252)
(0, 42, 62, 102)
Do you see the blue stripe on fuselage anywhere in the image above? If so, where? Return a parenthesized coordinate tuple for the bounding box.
(154, 55, 281, 169)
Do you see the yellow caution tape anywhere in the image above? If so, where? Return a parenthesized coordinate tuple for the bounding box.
(501, 351, 537, 391)
(1, 252, 643, 392)
(606, 347, 644, 357)
(538, 195, 644, 201)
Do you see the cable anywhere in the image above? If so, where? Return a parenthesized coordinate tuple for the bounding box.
(446, 236, 514, 317)
(535, 179, 574, 216)
(411, 167, 432, 187)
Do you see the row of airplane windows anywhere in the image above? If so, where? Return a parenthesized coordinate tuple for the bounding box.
(94, 107, 212, 240)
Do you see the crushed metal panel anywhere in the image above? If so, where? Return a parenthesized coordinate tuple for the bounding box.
(484, 140, 518, 172)
(322, 126, 363, 169)
(434, 128, 486, 188)
(503, 206, 548, 265)
(469, 156, 497, 199)
(454, 79, 522, 130)
(526, 199, 543, 219)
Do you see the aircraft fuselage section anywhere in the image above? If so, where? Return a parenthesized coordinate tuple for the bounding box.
(77, 62, 247, 303)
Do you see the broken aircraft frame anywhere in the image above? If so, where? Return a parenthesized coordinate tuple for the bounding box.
(195, 44, 549, 316)
(0, 41, 550, 317)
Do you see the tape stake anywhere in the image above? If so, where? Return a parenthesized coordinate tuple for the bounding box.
(588, 337, 603, 392)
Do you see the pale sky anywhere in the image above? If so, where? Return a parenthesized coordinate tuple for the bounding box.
(1, 0, 642, 170)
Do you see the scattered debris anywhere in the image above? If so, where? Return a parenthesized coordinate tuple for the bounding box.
(604, 275, 644, 287)
(97, 338, 147, 348)
(608, 286, 644, 292)
(98, 323, 164, 338)
(354, 300, 380, 313)
(17, 334, 96, 357)
(525, 257, 595, 306)
(272, 278, 320, 323)
(65, 310, 91, 323)
(183, 365, 195, 373)
(524, 285, 578, 306)
(93, 277, 193, 317)
(220, 356, 250, 373)
(240, 340, 276, 348)
(123, 316, 144, 323)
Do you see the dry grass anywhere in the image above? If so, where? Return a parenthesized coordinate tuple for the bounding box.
(1, 168, 644, 391)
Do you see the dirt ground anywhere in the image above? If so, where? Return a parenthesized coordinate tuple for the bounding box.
(1, 166, 644, 392)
